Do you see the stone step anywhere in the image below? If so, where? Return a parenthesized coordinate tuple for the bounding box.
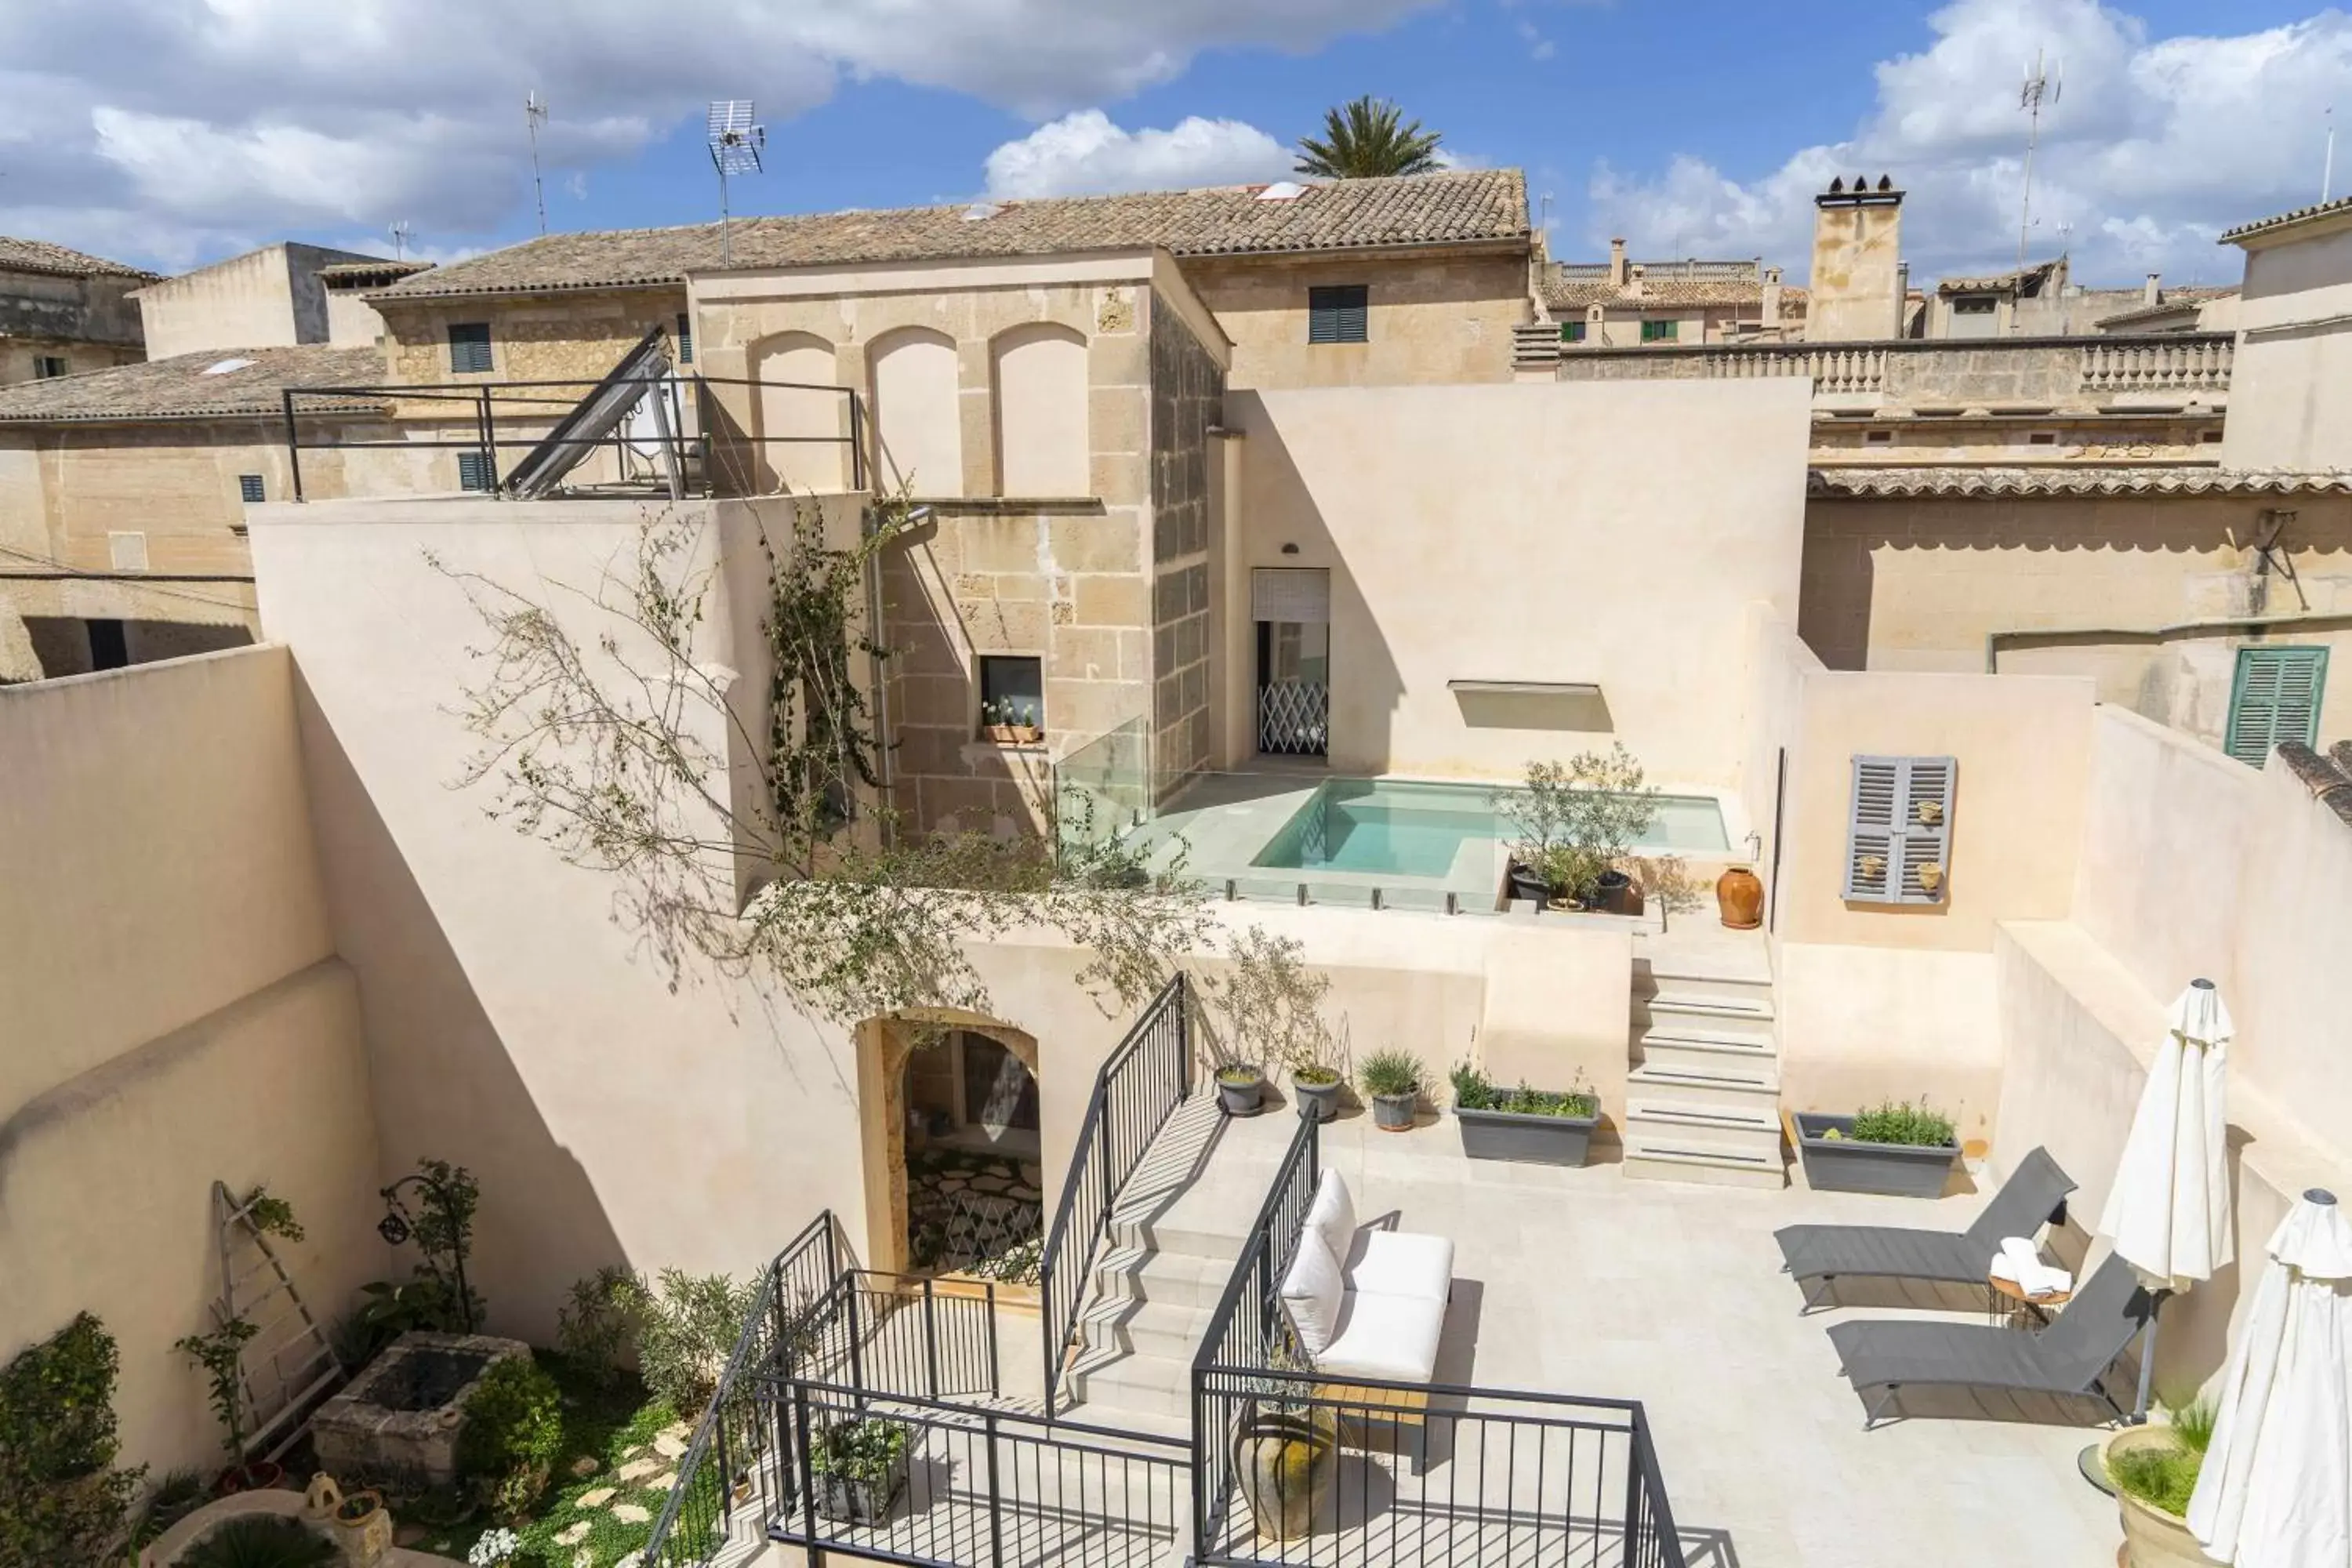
(1623, 1138, 1789, 1190)
(1624, 1100, 1785, 1164)
(1635, 1030, 1778, 1076)
(1626, 1061, 1780, 1109)
(1635, 999, 1775, 1049)
(1633, 967, 1775, 1006)
(1076, 1294, 1209, 1363)
(1109, 1211, 1247, 1261)
(1068, 1349, 1194, 1417)
(1645, 986, 1774, 1022)
(1094, 1247, 1232, 1311)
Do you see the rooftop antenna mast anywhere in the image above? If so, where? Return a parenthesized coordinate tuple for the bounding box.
(525, 92, 550, 236)
(706, 100, 766, 267)
(2325, 107, 2337, 204)
(388, 220, 412, 261)
(2017, 49, 2061, 282)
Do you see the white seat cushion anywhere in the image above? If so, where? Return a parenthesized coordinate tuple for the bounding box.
(1306, 1167, 1356, 1265)
(1314, 1288, 1447, 1385)
(1279, 1229, 1347, 1356)
(1345, 1229, 1454, 1306)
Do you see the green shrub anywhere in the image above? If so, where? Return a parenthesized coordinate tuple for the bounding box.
(178, 1515, 339, 1568)
(456, 1356, 564, 1523)
(130, 1467, 211, 1550)
(1357, 1048, 1421, 1099)
(2111, 1438, 2202, 1518)
(1450, 1061, 1495, 1110)
(0, 1312, 145, 1566)
(2172, 1396, 2218, 1455)
(1846, 1101, 1956, 1149)
(811, 1417, 909, 1483)
(635, 1270, 757, 1418)
(557, 1266, 645, 1390)
(1448, 1062, 1595, 1118)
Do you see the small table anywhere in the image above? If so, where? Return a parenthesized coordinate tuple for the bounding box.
(1987, 1270, 2071, 1328)
(1315, 1379, 1433, 1475)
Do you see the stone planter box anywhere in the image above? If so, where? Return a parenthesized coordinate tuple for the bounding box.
(311, 1330, 531, 1490)
(1454, 1105, 1599, 1167)
(2103, 1427, 2224, 1568)
(1791, 1113, 1956, 1198)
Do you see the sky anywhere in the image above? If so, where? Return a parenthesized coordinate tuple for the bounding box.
(0, 0, 2343, 289)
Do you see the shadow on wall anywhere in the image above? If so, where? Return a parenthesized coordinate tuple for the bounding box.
(18, 616, 256, 681)
(1223, 391, 1405, 772)
(292, 665, 629, 1341)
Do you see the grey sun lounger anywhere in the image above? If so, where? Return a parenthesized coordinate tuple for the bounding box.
(1827, 1251, 2159, 1428)
(1775, 1145, 2076, 1312)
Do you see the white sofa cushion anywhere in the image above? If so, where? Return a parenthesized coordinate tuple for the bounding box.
(1279, 1229, 1347, 1356)
(1345, 1229, 1455, 1306)
(1314, 1289, 1449, 1385)
(1306, 1167, 1356, 1265)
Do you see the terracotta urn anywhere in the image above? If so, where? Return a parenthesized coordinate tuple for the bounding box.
(1232, 1406, 1336, 1542)
(1715, 866, 1764, 930)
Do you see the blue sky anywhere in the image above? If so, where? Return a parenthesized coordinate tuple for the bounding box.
(3, 0, 2344, 284)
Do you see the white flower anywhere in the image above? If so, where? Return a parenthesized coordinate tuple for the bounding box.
(469, 1528, 521, 1566)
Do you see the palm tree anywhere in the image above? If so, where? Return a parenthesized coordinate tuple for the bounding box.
(1295, 96, 1444, 180)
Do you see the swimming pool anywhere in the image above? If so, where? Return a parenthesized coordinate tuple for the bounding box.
(1250, 778, 1730, 880)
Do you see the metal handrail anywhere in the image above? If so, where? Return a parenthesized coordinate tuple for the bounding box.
(1036, 971, 1192, 1417)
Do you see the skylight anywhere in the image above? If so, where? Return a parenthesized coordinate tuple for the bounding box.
(962, 202, 1002, 222)
(1254, 182, 1308, 203)
(200, 358, 254, 376)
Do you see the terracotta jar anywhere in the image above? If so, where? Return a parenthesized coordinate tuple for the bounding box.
(1716, 866, 1764, 930)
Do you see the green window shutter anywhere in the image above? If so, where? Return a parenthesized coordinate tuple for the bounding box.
(676, 312, 694, 365)
(1845, 754, 1955, 905)
(1308, 285, 1368, 344)
(1642, 319, 1679, 343)
(457, 450, 494, 492)
(2226, 647, 2329, 766)
(448, 322, 494, 374)
(238, 474, 265, 503)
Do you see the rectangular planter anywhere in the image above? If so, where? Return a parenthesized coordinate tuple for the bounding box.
(1792, 1112, 1957, 1198)
(1454, 1105, 1599, 1167)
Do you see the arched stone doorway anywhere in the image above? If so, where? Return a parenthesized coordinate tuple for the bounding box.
(856, 1012, 1044, 1282)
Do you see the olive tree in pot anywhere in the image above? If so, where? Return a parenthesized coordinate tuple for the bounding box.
(1207, 929, 1346, 1122)
(1359, 1048, 1422, 1132)
(1497, 746, 1661, 913)
(1231, 1347, 1337, 1542)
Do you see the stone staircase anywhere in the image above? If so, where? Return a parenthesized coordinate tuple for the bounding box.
(1623, 942, 1787, 1189)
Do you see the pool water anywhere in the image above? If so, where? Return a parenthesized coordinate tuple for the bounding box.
(1250, 779, 1729, 880)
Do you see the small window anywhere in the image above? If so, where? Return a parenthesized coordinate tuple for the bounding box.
(238, 474, 265, 503)
(1953, 296, 1998, 315)
(2024, 431, 2059, 448)
(1843, 754, 1955, 906)
(978, 655, 1045, 738)
(1863, 429, 1895, 446)
(33, 355, 68, 379)
(457, 450, 495, 492)
(676, 312, 694, 365)
(2225, 647, 2328, 767)
(1307, 285, 1369, 345)
(1640, 319, 1679, 343)
(2201, 430, 2223, 444)
(86, 619, 128, 671)
(448, 322, 494, 374)
(1559, 321, 1586, 343)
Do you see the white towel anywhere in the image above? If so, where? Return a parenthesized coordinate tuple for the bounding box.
(1992, 1235, 2072, 1298)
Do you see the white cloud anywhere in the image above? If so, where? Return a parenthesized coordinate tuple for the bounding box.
(0, 0, 1436, 267)
(983, 111, 1294, 199)
(1583, 0, 2352, 285)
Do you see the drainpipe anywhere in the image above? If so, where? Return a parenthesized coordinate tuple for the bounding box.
(1893, 263, 1910, 339)
(1984, 608, 2352, 673)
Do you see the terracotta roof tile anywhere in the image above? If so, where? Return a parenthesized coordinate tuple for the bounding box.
(374, 170, 1530, 301)
(0, 236, 159, 281)
(2222, 194, 2352, 245)
(1537, 261, 1806, 314)
(0, 344, 385, 423)
(1807, 465, 2352, 499)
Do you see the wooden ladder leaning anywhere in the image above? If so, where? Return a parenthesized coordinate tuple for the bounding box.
(209, 1181, 346, 1462)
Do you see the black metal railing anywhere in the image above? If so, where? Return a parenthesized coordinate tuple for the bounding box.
(641, 1210, 846, 1568)
(767, 1379, 1189, 1568)
(281, 372, 865, 502)
(796, 1271, 1003, 1406)
(1036, 972, 1193, 1417)
(1188, 1116, 1689, 1568)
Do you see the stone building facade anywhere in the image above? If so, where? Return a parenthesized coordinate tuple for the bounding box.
(0, 238, 154, 387)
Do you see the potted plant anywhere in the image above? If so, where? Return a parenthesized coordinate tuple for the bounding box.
(1358, 1048, 1421, 1132)
(1290, 1058, 1344, 1123)
(810, 1416, 909, 1526)
(1450, 1062, 1602, 1166)
(1231, 1360, 1338, 1544)
(1497, 746, 1661, 911)
(1209, 931, 1347, 1124)
(175, 1316, 284, 1494)
(1214, 1061, 1265, 1116)
(332, 1486, 393, 1566)
(1791, 1100, 1959, 1198)
(1011, 700, 1042, 745)
(176, 1515, 339, 1568)
(2101, 1402, 2220, 1568)
(980, 701, 1019, 744)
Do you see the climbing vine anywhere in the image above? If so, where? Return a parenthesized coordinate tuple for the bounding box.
(439, 493, 1211, 1025)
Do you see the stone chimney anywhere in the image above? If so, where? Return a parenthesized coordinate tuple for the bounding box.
(1809, 174, 1905, 342)
(1609, 238, 1628, 288)
(2144, 272, 2162, 305)
(1762, 265, 1782, 328)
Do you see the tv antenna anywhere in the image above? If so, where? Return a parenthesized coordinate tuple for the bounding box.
(2325, 107, 2337, 204)
(707, 100, 766, 266)
(388, 220, 412, 261)
(525, 92, 550, 235)
(2016, 49, 2061, 282)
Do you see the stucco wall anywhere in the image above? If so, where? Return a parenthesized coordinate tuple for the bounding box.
(1181, 249, 1528, 389)
(2225, 222, 2352, 471)
(1227, 379, 1811, 788)
(136, 248, 300, 359)
(0, 646, 386, 1479)
(0, 267, 147, 382)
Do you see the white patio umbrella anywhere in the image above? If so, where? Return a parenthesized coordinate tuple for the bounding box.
(2096, 978, 2234, 1416)
(2186, 1188, 2352, 1568)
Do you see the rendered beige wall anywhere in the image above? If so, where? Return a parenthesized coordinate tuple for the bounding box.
(0, 647, 386, 1479)
(2225, 222, 2352, 471)
(1181, 249, 1528, 389)
(136, 248, 299, 360)
(1227, 379, 1811, 789)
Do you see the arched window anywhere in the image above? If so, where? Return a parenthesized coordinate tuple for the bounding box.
(992, 322, 1088, 497)
(868, 327, 964, 499)
(750, 332, 844, 493)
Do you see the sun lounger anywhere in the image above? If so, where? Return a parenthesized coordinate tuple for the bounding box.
(1775, 1145, 2077, 1312)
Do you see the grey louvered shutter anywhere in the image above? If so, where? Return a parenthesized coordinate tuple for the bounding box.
(1844, 754, 1955, 905)
(2226, 647, 2328, 767)
(1308, 285, 1368, 344)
